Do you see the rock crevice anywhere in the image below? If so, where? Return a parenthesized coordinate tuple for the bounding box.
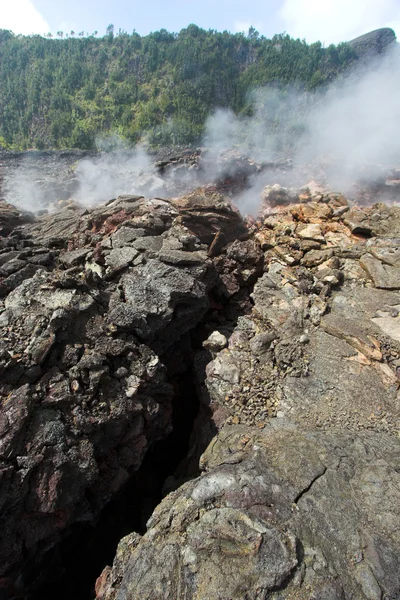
(293, 466, 327, 505)
(0, 184, 399, 599)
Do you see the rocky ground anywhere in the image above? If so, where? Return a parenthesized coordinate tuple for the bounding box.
(2, 148, 400, 213)
(0, 171, 399, 599)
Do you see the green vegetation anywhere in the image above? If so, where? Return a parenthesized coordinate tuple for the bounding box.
(0, 26, 357, 150)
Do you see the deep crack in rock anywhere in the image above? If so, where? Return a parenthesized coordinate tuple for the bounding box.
(1, 165, 400, 600)
(293, 467, 327, 504)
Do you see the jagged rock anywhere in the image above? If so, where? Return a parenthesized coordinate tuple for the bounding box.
(202, 331, 228, 352)
(0, 200, 35, 235)
(0, 257, 28, 275)
(360, 253, 400, 289)
(104, 247, 140, 270)
(0, 266, 176, 577)
(110, 226, 146, 247)
(296, 222, 325, 242)
(107, 258, 213, 351)
(59, 248, 91, 267)
(343, 208, 374, 236)
(1, 189, 400, 599)
(197, 198, 400, 436)
(249, 331, 277, 355)
(158, 246, 207, 266)
(132, 235, 163, 254)
(172, 190, 247, 244)
(301, 248, 334, 267)
(26, 206, 87, 247)
(261, 184, 299, 207)
(212, 238, 264, 299)
(0, 263, 42, 297)
(98, 424, 400, 600)
(343, 204, 400, 238)
(0, 250, 22, 267)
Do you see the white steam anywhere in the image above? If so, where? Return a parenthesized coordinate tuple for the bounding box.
(202, 43, 400, 211)
(299, 50, 400, 187)
(203, 88, 308, 162)
(74, 145, 165, 205)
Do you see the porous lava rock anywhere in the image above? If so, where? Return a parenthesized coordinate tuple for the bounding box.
(0, 189, 245, 584)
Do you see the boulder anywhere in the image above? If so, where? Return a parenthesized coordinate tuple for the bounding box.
(261, 184, 299, 208)
(98, 424, 400, 600)
(0, 200, 35, 235)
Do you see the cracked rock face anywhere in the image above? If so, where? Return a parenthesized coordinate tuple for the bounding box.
(97, 189, 400, 600)
(98, 424, 400, 600)
(1, 182, 400, 598)
(0, 266, 175, 576)
(0, 189, 243, 583)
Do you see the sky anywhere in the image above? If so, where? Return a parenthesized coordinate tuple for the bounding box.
(0, 0, 399, 44)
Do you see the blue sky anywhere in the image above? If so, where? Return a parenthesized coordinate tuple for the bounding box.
(33, 0, 284, 38)
(1, 0, 400, 44)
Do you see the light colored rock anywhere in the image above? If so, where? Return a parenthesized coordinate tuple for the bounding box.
(203, 331, 228, 352)
(297, 223, 325, 242)
(360, 253, 400, 289)
(99, 425, 400, 600)
(371, 315, 400, 342)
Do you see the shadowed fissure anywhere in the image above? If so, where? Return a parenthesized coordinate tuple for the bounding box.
(26, 303, 242, 600)
(27, 340, 202, 599)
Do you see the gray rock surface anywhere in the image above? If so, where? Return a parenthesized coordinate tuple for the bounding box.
(202, 197, 400, 434)
(348, 27, 397, 57)
(98, 424, 400, 600)
(0, 200, 34, 235)
(96, 193, 400, 600)
(0, 267, 174, 575)
(108, 258, 213, 351)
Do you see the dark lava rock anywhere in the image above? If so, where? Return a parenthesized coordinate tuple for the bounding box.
(107, 258, 214, 352)
(0, 268, 175, 578)
(0, 191, 248, 585)
(172, 190, 247, 245)
(0, 200, 34, 236)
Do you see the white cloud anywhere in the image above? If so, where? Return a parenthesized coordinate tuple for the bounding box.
(280, 0, 400, 44)
(0, 0, 50, 35)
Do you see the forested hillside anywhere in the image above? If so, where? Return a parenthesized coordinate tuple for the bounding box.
(0, 26, 357, 150)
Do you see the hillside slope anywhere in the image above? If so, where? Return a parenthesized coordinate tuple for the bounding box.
(0, 26, 358, 150)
